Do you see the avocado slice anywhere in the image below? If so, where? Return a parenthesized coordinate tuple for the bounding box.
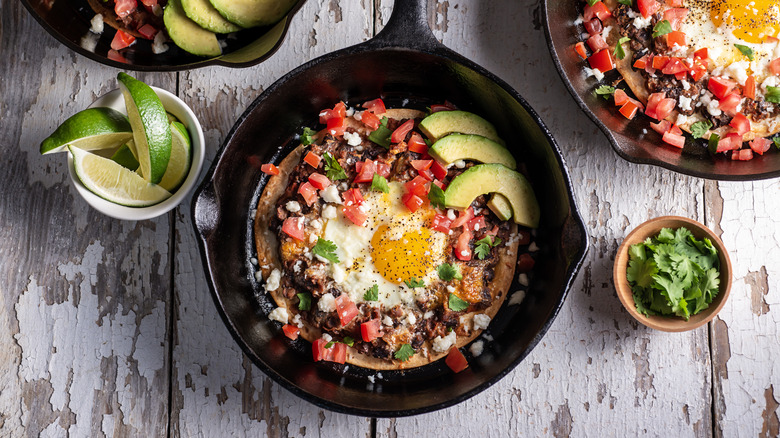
(444, 164, 539, 228)
(164, 0, 222, 57)
(209, 0, 297, 28)
(429, 133, 516, 169)
(487, 193, 513, 221)
(419, 110, 504, 144)
(182, 0, 242, 33)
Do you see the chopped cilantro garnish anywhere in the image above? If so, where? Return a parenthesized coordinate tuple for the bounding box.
(394, 344, 415, 362)
(323, 152, 347, 180)
(301, 127, 317, 146)
(448, 293, 469, 312)
(297, 292, 312, 311)
(774, 137, 780, 150)
(617, 0, 632, 5)
(312, 238, 340, 263)
(652, 20, 672, 38)
(368, 117, 392, 149)
(371, 174, 390, 193)
(474, 235, 502, 260)
(427, 183, 446, 209)
(363, 284, 379, 301)
(594, 85, 616, 100)
(627, 227, 721, 320)
(766, 86, 780, 103)
(708, 133, 721, 155)
(586, 0, 599, 5)
(437, 263, 463, 281)
(342, 336, 355, 347)
(614, 37, 631, 60)
(734, 44, 754, 61)
(404, 278, 425, 288)
(690, 120, 713, 139)
(324, 341, 335, 348)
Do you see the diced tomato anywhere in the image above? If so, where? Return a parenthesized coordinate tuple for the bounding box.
(666, 0, 683, 6)
(319, 102, 347, 124)
(662, 131, 686, 148)
(583, 1, 611, 21)
(516, 253, 535, 272)
(744, 76, 756, 100)
(666, 31, 686, 49)
(587, 34, 608, 52)
(354, 159, 376, 183)
(467, 216, 486, 231)
(137, 24, 158, 40)
(718, 92, 741, 116)
(418, 169, 435, 181)
(405, 175, 430, 198)
(261, 163, 280, 175)
(431, 214, 453, 233)
(575, 42, 588, 60)
(343, 188, 364, 206)
(588, 49, 614, 73)
(282, 324, 300, 340)
(411, 160, 433, 171)
(312, 339, 347, 364)
(455, 228, 472, 261)
(391, 119, 415, 144)
(106, 50, 127, 63)
(717, 133, 743, 152)
(770, 58, 780, 75)
(362, 98, 386, 115)
(402, 192, 425, 213)
(749, 137, 772, 155)
(445, 348, 469, 373)
(110, 29, 136, 50)
(650, 119, 672, 134)
(360, 319, 383, 342)
(674, 71, 687, 81)
(690, 58, 707, 81)
(308, 173, 331, 190)
(408, 132, 428, 153)
(730, 113, 751, 136)
(694, 48, 708, 60)
(583, 17, 603, 36)
(708, 77, 737, 100)
(432, 179, 446, 191)
(139, 0, 157, 7)
(429, 101, 458, 113)
(645, 92, 676, 121)
(431, 161, 448, 180)
(361, 110, 381, 130)
(114, 0, 137, 18)
(451, 207, 475, 228)
(619, 100, 642, 120)
(335, 294, 359, 326)
(298, 182, 319, 206)
(652, 56, 670, 70)
(282, 217, 305, 241)
(304, 151, 321, 168)
(731, 149, 754, 161)
(661, 57, 687, 75)
(633, 54, 650, 70)
(767, 36, 780, 44)
(637, 0, 660, 18)
(326, 116, 346, 136)
(663, 8, 689, 30)
(342, 205, 367, 226)
(375, 161, 391, 178)
(669, 123, 683, 136)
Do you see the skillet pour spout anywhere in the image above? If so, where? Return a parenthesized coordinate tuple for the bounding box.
(192, 0, 588, 417)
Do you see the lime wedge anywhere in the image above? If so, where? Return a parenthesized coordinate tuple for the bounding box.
(158, 121, 192, 192)
(69, 146, 171, 207)
(111, 143, 140, 171)
(117, 72, 172, 185)
(40, 107, 133, 154)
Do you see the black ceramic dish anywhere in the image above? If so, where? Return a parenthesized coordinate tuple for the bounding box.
(192, 0, 588, 417)
(544, 0, 780, 180)
(21, 0, 306, 71)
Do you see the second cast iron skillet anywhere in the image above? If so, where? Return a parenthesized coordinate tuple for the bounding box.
(192, 0, 588, 416)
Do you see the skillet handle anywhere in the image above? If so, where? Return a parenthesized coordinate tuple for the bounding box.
(371, 0, 441, 50)
(192, 180, 219, 240)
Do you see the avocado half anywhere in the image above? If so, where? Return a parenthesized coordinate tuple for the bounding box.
(428, 133, 516, 169)
(419, 110, 504, 144)
(164, 0, 222, 57)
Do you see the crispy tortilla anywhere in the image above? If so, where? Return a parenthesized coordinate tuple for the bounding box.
(253, 108, 520, 370)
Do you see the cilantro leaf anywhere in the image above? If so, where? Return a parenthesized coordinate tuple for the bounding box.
(368, 117, 392, 149)
(312, 238, 340, 263)
(448, 293, 469, 311)
(428, 183, 446, 209)
(324, 341, 335, 348)
(708, 133, 721, 154)
(594, 85, 616, 100)
(690, 120, 713, 139)
(474, 235, 501, 260)
(617, 0, 632, 4)
(323, 152, 347, 180)
(734, 44, 754, 61)
(371, 174, 390, 193)
(774, 137, 780, 150)
(342, 336, 355, 347)
(297, 293, 312, 311)
(652, 20, 672, 38)
(404, 278, 425, 288)
(586, 0, 599, 5)
(614, 36, 631, 60)
(301, 127, 317, 146)
(437, 263, 463, 281)
(363, 284, 379, 301)
(766, 86, 780, 104)
(394, 344, 415, 361)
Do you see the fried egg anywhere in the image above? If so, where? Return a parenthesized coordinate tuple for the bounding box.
(321, 182, 449, 308)
(684, 0, 780, 84)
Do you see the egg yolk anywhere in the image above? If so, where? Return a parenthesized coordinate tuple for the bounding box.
(371, 225, 437, 284)
(711, 0, 780, 44)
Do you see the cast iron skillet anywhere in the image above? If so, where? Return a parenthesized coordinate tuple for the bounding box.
(192, 0, 588, 416)
(544, 0, 780, 180)
(21, 0, 306, 71)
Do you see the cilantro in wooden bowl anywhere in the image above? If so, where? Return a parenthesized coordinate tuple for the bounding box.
(613, 216, 732, 332)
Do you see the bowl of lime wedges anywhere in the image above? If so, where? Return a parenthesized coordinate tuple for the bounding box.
(41, 73, 205, 220)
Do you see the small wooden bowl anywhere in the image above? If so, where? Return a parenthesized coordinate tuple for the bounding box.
(613, 216, 732, 332)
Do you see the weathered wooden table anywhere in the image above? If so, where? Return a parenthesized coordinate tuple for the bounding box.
(3, 0, 779, 436)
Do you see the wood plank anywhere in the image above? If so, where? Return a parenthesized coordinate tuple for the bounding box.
(169, 1, 375, 435)
(0, 2, 175, 436)
(376, 0, 711, 435)
(708, 179, 780, 437)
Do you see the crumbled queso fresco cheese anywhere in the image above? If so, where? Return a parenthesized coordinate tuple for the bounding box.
(318, 294, 336, 312)
(473, 313, 491, 331)
(469, 340, 484, 357)
(265, 269, 281, 291)
(432, 330, 457, 353)
(321, 185, 342, 204)
(268, 307, 289, 324)
(343, 130, 362, 146)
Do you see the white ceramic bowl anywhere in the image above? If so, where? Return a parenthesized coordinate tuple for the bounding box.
(67, 86, 205, 220)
